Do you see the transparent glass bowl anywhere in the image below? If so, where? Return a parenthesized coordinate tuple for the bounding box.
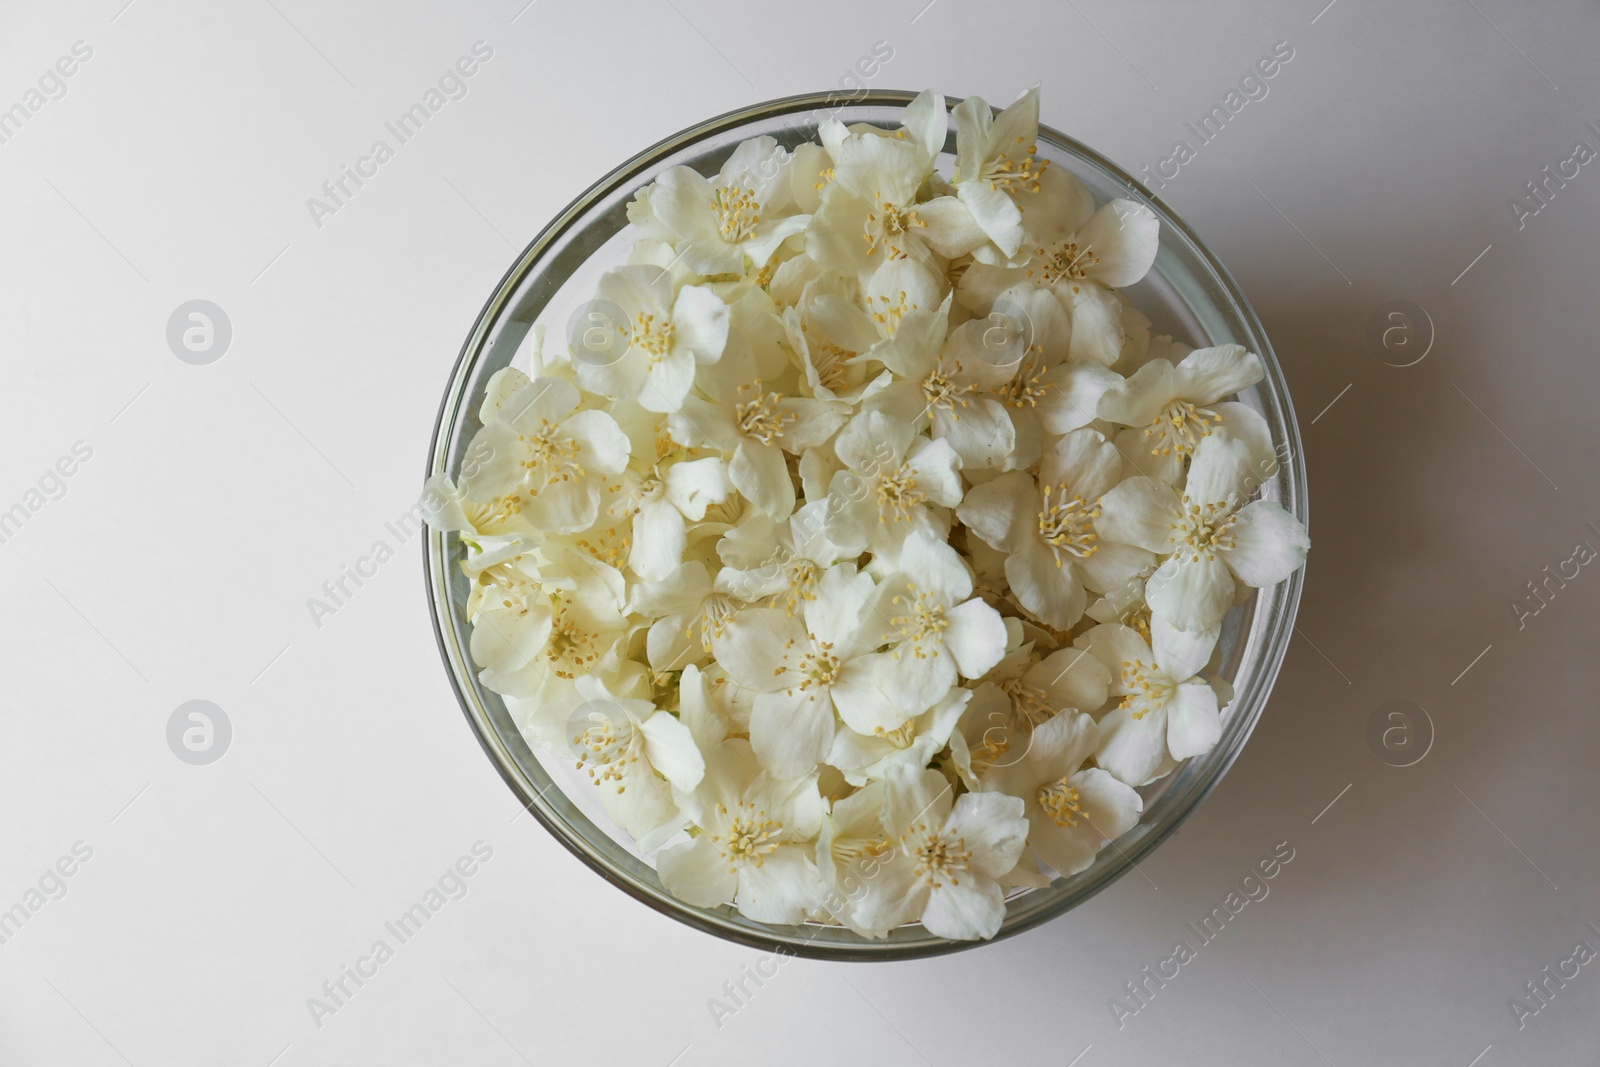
(424, 90, 1307, 960)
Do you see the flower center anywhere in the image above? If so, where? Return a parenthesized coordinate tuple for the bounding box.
(907, 824, 971, 888)
(571, 716, 638, 789)
(996, 354, 1052, 408)
(782, 557, 820, 615)
(812, 339, 857, 393)
(546, 608, 602, 679)
(1037, 777, 1090, 828)
(1000, 677, 1054, 726)
(1037, 484, 1100, 560)
(1119, 658, 1174, 718)
(1169, 496, 1239, 562)
(630, 311, 675, 363)
(890, 583, 947, 654)
(713, 802, 783, 870)
(790, 637, 842, 690)
(873, 719, 919, 750)
(981, 136, 1049, 194)
(712, 184, 762, 242)
(573, 521, 630, 569)
(867, 288, 920, 336)
(876, 463, 925, 520)
(921, 361, 976, 415)
(864, 199, 927, 259)
(694, 593, 739, 653)
(1026, 240, 1099, 285)
(1144, 400, 1223, 457)
(735, 384, 795, 445)
(832, 835, 892, 863)
(518, 419, 586, 489)
(468, 492, 529, 529)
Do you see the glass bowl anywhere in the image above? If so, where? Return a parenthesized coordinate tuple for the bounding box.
(423, 90, 1308, 960)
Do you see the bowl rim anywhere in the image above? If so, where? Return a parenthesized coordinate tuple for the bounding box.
(423, 88, 1308, 961)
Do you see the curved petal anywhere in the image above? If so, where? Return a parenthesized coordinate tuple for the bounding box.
(1022, 707, 1100, 781)
(712, 609, 806, 692)
(1174, 344, 1264, 404)
(658, 837, 738, 907)
(955, 470, 1038, 554)
(1185, 433, 1255, 506)
(1005, 539, 1088, 630)
(1094, 704, 1170, 786)
(1038, 361, 1122, 435)
(749, 689, 835, 779)
(1151, 615, 1219, 681)
(1222, 501, 1310, 588)
(671, 284, 731, 364)
(948, 790, 1027, 878)
(1062, 282, 1125, 366)
(1075, 623, 1153, 694)
(1081, 200, 1159, 288)
(1095, 477, 1180, 553)
(1166, 681, 1222, 760)
(730, 440, 796, 518)
(944, 598, 1009, 679)
(830, 653, 908, 736)
(1041, 427, 1122, 499)
(564, 409, 631, 475)
(639, 710, 706, 792)
(922, 878, 1007, 941)
(734, 846, 826, 924)
(630, 497, 687, 582)
(1145, 555, 1234, 633)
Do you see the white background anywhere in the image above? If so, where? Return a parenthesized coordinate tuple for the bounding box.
(2, 1, 1597, 1064)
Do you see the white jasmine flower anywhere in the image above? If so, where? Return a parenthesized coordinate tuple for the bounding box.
(567, 676, 706, 844)
(1096, 433, 1310, 632)
(712, 564, 900, 777)
(657, 741, 826, 923)
(850, 765, 1027, 940)
(950, 88, 1055, 258)
(950, 642, 1111, 785)
(670, 384, 846, 519)
(828, 687, 971, 785)
(645, 136, 810, 275)
(948, 282, 1121, 469)
(477, 568, 631, 734)
(1097, 343, 1267, 483)
(578, 266, 729, 412)
(824, 410, 964, 554)
(956, 428, 1153, 629)
(868, 527, 1009, 708)
(808, 133, 981, 274)
(816, 781, 897, 933)
(628, 560, 748, 672)
(1076, 617, 1221, 785)
(461, 377, 631, 534)
(716, 501, 855, 611)
(613, 456, 730, 581)
(983, 708, 1142, 877)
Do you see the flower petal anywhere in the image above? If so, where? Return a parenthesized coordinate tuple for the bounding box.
(750, 688, 835, 779)
(1222, 501, 1310, 588)
(944, 598, 1009, 679)
(1095, 476, 1180, 553)
(639, 710, 706, 792)
(658, 836, 738, 907)
(1080, 200, 1159, 288)
(1166, 681, 1221, 760)
(734, 846, 825, 924)
(1145, 555, 1234, 633)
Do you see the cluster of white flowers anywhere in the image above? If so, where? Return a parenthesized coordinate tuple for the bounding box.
(427, 88, 1309, 941)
